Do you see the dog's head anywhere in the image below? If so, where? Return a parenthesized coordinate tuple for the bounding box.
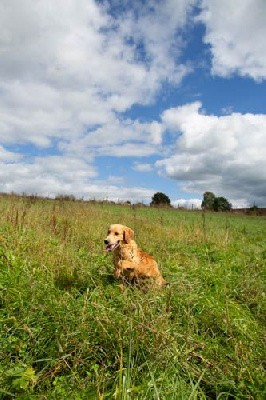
(104, 224, 134, 252)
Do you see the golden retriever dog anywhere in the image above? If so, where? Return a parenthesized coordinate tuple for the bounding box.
(104, 224, 165, 287)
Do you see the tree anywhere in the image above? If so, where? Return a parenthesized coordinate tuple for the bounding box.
(150, 192, 171, 207)
(201, 191, 215, 210)
(202, 192, 232, 212)
(213, 196, 232, 212)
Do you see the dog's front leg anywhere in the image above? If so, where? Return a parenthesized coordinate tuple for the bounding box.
(113, 260, 133, 278)
(114, 260, 136, 282)
(114, 265, 123, 279)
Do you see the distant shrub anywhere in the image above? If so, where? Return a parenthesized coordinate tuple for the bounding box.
(55, 194, 76, 201)
(150, 192, 171, 207)
(202, 192, 232, 212)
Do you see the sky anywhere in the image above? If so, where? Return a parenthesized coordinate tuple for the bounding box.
(0, 0, 266, 208)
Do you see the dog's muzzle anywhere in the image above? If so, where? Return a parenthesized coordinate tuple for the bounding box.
(104, 239, 120, 252)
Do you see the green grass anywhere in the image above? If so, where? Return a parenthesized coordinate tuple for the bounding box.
(0, 195, 265, 399)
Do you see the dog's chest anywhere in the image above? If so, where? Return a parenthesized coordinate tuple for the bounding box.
(114, 244, 137, 262)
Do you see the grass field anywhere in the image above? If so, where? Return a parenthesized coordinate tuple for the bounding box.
(0, 195, 265, 399)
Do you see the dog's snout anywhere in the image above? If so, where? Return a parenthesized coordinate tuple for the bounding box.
(104, 239, 109, 245)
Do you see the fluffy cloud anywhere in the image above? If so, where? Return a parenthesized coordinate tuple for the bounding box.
(172, 198, 202, 209)
(0, 156, 153, 202)
(133, 163, 153, 172)
(0, 0, 195, 201)
(0, 145, 21, 162)
(59, 118, 164, 159)
(0, 0, 193, 149)
(199, 0, 266, 80)
(158, 102, 266, 206)
(0, 156, 97, 194)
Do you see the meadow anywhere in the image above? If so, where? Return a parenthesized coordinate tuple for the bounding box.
(0, 195, 265, 399)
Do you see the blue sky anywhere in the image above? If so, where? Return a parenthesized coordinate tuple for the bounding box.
(0, 0, 265, 207)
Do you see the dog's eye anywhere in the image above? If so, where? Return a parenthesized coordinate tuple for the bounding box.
(115, 232, 119, 236)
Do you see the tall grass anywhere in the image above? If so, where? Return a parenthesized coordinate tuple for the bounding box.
(0, 195, 265, 399)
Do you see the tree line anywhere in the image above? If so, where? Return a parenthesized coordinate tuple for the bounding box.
(151, 191, 232, 212)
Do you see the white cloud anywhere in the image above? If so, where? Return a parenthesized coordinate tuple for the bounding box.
(91, 185, 154, 204)
(0, 0, 193, 150)
(117, 0, 196, 84)
(0, 0, 195, 201)
(0, 156, 154, 202)
(230, 199, 250, 209)
(59, 118, 164, 159)
(158, 102, 266, 206)
(172, 198, 202, 209)
(199, 0, 266, 80)
(0, 145, 21, 162)
(0, 156, 97, 195)
(97, 143, 158, 157)
(133, 163, 153, 172)
(106, 176, 125, 185)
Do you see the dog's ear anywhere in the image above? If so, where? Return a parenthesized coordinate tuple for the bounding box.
(123, 227, 134, 243)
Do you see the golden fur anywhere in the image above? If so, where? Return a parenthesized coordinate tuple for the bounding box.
(104, 224, 165, 287)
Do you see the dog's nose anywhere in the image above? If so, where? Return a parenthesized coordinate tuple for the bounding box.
(104, 239, 109, 245)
